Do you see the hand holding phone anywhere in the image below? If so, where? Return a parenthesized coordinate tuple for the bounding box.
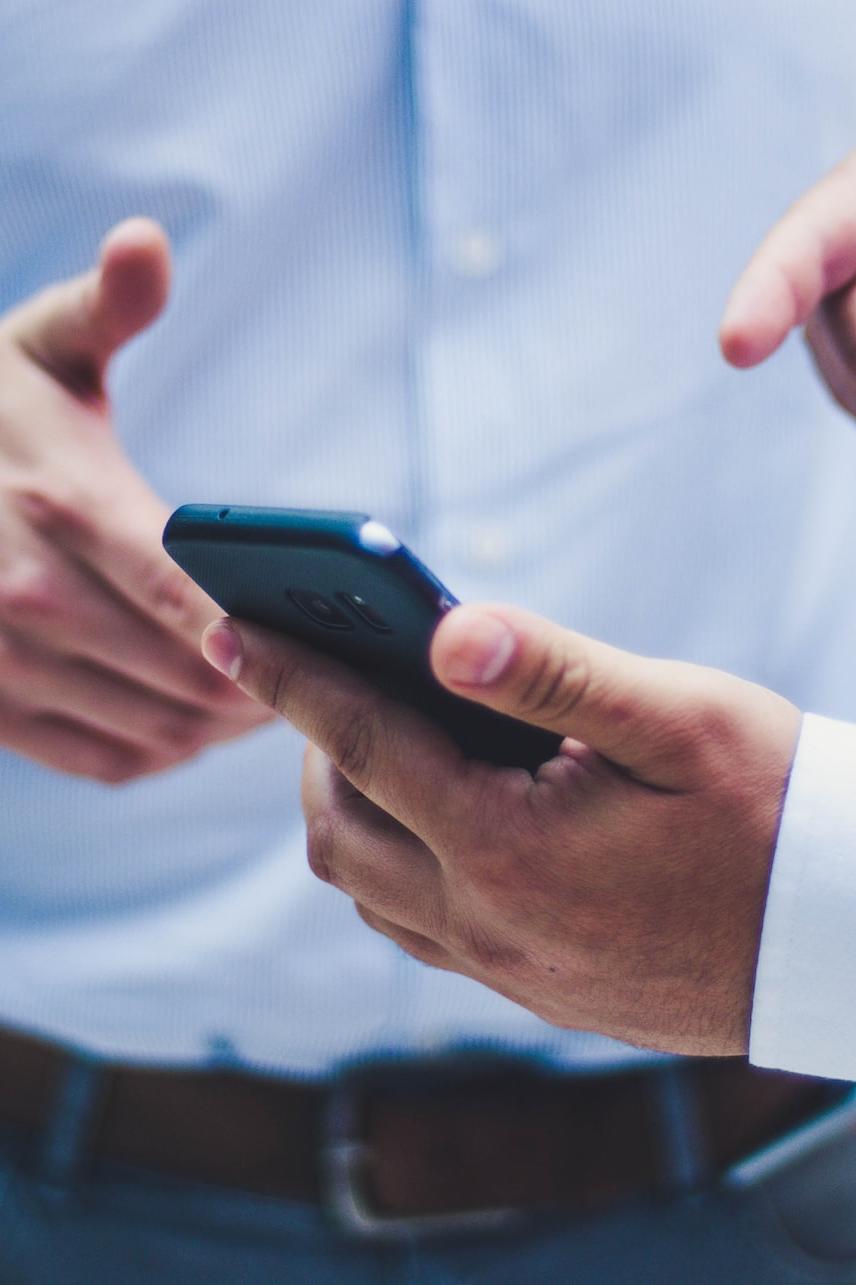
(163, 505, 562, 772)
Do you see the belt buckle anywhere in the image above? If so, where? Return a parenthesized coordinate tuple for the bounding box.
(321, 1059, 527, 1241)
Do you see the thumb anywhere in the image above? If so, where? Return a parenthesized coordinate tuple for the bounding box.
(431, 604, 708, 785)
(7, 217, 171, 399)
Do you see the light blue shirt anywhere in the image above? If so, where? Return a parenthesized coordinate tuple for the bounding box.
(2, 0, 856, 1076)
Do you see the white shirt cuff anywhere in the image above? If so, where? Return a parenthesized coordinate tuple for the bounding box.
(750, 713, 856, 1080)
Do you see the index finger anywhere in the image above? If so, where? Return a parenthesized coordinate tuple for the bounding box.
(720, 151, 856, 368)
(17, 479, 231, 650)
(201, 617, 479, 844)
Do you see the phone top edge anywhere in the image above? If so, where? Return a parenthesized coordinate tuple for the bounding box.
(162, 504, 460, 614)
(163, 504, 374, 551)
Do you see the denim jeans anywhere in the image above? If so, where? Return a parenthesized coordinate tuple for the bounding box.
(2, 1137, 856, 1284)
(0, 1074, 855, 1284)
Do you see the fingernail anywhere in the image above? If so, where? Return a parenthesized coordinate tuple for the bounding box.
(442, 613, 516, 686)
(201, 621, 243, 681)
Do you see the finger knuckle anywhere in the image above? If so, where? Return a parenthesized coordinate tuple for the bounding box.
(399, 931, 446, 969)
(145, 559, 201, 629)
(690, 691, 742, 760)
(262, 656, 295, 716)
(454, 915, 526, 974)
(656, 673, 742, 781)
(515, 643, 591, 724)
(330, 711, 376, 790)
(0, 562, 63, 621)
(12, 485, 94, 542)
(363, 912, 446, 967)
(354, 901, 378, 931)
(91, 750, 147, 785)
(157, 710, 210, 756)
(306, 812, 338, 885)
(95, 765, 137, 786)
(129, 748, 189, 781)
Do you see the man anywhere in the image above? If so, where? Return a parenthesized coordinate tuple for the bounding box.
(1, 3, 856, 1281)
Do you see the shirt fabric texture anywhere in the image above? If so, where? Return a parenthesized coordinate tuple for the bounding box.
(1, 0, 856, 1079)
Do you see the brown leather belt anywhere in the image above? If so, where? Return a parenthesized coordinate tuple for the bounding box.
(0, 1027, 846, 1237)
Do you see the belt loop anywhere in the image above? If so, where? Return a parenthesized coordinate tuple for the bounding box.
(37, 1050, 106, 1199)
(648, 1062, 710, 1193)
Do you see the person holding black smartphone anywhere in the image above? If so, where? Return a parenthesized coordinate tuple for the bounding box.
(1, 4, 856, 1282)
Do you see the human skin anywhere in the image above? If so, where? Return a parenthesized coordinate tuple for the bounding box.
(202, 605, 800, 1056)
(0, 218, 269, 783)
(8, 146, 854, 786)
(720, 148, 856, 411)
(201, 151, 856, 1055)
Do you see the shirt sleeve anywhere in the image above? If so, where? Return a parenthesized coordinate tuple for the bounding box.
(750, 712, 856, 1080)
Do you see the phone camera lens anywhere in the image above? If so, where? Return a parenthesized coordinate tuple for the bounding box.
(288, 589, 354, 630)
(337, 593, 391, 633)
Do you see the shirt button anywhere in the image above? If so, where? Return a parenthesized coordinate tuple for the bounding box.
(468, 522, 512, 568)
(450, 229, 501, 277)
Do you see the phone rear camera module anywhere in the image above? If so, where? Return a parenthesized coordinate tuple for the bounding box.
(337, 593, 392, 632)
(288, 589, 354, 630)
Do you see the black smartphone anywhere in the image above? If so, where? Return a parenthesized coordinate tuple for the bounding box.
(163, 505, 561, 772)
